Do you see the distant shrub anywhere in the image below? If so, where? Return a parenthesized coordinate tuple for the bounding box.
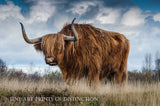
(0, 58, 7, 76)
(43, 71, 63, 82)
(128, 70, 158, 83)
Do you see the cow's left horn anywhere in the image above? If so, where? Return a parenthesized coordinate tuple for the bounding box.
(71, 18, 79, 41)
(20, 22, 42, 44)
(63, 18, 79, 41)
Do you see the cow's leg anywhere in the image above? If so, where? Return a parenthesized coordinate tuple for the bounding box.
(107, 72, 116, 84)
(118, 59, 128, 86)
(88, 71, 100, 88)
(114, 71, 123, 85)
(114, 71, 127, 86)
(121, 71, 127, 86)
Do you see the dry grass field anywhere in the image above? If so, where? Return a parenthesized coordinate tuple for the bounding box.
(0, 77, 160, 106)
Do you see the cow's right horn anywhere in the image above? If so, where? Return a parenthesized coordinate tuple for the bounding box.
(20, 22, 42, 44)
(63, 18, 79, 41)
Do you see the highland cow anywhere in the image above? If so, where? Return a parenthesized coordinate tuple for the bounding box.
(20, 18, 129, 86)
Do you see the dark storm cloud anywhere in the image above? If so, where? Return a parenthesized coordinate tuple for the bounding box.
(103, 0, 136, 8)
(131, 0, 160, 11)
(55, 0, 136, 7)
(0, 0, 7, 4)
(8, 0, 138, 21)
(79, 5, 99, 20)
(51, 0, 137, 20)
(20, 0, 36, 6)
(150, 0, 160, 4)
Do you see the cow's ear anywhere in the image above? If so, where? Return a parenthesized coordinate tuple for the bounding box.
(34, 43, 42, 51)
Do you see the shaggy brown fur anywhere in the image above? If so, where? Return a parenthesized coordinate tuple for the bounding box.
(34, 24, 130, 86)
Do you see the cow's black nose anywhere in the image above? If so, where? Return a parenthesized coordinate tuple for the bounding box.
(45, 57, 58, 65)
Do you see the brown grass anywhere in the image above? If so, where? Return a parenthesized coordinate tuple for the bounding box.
(0, 78, 160, 105)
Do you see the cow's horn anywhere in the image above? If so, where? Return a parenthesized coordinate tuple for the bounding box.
(63, 18, 79, 41)
(63, 35, 76, 41)
(71, 18, 79, 41)
(20, 22, 42, 44)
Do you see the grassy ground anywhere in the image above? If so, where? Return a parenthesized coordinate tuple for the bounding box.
(0, 78, 160, 105)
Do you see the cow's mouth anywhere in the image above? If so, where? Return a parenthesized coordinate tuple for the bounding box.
(47, 62, 58, 66)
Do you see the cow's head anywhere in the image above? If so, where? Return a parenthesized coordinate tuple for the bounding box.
(20, 18, 79, 66)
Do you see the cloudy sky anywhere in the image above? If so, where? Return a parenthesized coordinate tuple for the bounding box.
(0, 0, 160, 72)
